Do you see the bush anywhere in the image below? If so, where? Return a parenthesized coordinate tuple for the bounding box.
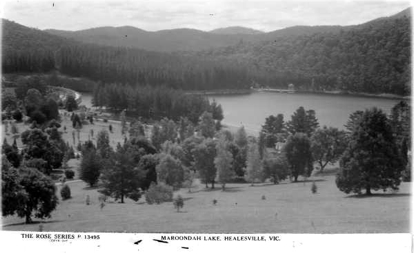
(12, 109, 23, 122)
(64, 169, 75, 179)
(60, 184, 71, 200)
(311, 181, 317, 194)
(173, 195, 184, 212)
(145, 182, 173, 204)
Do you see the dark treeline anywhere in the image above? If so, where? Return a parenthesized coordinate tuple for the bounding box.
(57, 44, 259, 90)
(93, 84, 222, 123)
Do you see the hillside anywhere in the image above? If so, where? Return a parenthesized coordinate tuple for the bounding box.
(2, 7, 412, 95)
(44, 24, 347, 52)
(194, 9, 412, 95)
(209, 26, 264, 35)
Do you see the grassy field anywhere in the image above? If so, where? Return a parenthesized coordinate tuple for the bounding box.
(1, 111, 411, 233)
(2, 170, 410, 233)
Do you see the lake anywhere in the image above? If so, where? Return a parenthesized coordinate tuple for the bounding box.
(209, 92, 403, 133)
(81, 92, 403, 134)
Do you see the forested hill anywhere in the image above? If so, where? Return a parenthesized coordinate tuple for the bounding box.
(44, 24, 346, 53)
(194, 8, 412, 95)
(2, 7, 412, 95)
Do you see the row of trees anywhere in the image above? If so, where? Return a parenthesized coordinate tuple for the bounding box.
(93, 83, 223, 123)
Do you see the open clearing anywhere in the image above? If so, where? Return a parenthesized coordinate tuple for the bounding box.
(2, 172, 410, 233)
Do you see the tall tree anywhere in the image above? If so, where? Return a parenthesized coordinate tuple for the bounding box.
(310, 126, 347, 172)
(336, 108, 405, 195)
(284, 133, 313, 182)
(80, 149, 102, 187)
(99, 142, 146, 203)
(156, 153, 185, 190)
(260, 114, 286, 147)
(214, 136, 234, 190)
(193, 138, 217, 188)
(286, 107, 319, 136)
(245, 141, 263, 185)
(96, 129, 112, 159)
(198, 111, 216, 138)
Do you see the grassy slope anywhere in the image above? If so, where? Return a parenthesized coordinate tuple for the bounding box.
(1, 111, 410, 233)
(2, 173, 410, 233)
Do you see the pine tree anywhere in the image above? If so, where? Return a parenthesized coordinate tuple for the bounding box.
(336, 108, 405, 195)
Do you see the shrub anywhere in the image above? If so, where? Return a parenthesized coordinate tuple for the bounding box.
(60, 184, 71, 200)
(145, 182, 173, 204)
(173, 195, 184, 212)
(104, 119, 109, 123)
(64, 169, 75, 179)
(12, 109, 23, 122)
(311, 181, 317, 194)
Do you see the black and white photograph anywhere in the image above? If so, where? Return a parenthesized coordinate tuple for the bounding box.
(0, 0, 412, 252)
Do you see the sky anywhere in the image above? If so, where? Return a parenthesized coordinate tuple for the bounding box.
(1, 0, 412, 32)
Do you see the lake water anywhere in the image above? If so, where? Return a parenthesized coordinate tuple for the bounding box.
(209, 92, 403, 133)
(81, 92, 403, 134)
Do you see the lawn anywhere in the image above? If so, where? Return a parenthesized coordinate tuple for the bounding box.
(2, 171, 410, 233)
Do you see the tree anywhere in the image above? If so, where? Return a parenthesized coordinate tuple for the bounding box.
(234, 126, 248, 148)
(336, 108, 405, 195)
(120, 109, 127, 135)
(214, 136, 234, 190)
(80, 149, 102, 187)
(178, 117, 195, 142)
(96, 129, 112, 159)
(173, 195, 184, 212)
(1, 158, 27, 221)
(260, 114, 285, 147)
(228, 143, 246, 177)
(156, 153, 185, 190)
(310, 126, 347, 172)
(137, 154, 158, 191)
(181, 135, 204, 169)
(99, 143, 144, 203)
(262, 154, 290, 184)
(344, 110, 364, 134)
(286, 107, 319, 136)
(389, 101, 411, 165)
(2, 138, 21, 168)
(21, 128, 64, 174)
(209, 100, 224, 121)
(24, 88, 43, 118)
(284, 133, 313, 182)
(193, 138, 217, 188)
(129, 119, 145, 138)
(15, 76, 48, 100)
(245, 141, 263, 185)
(2, 90, 18, 111)
(7, 166, 59, 224)
(198, 111, 216, 138)
(65, 94, 78, 112)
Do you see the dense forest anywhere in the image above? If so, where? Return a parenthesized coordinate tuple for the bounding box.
(2, 8, 412, 95)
